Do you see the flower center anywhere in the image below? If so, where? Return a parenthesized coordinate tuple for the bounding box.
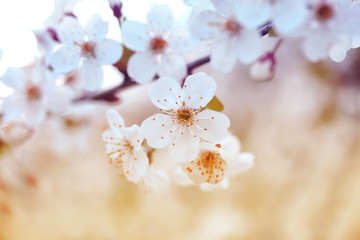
(26, 85, 42, 101)
(315, 3, 334, 22)
(150, 37, 167, 53)
(177, 109, 192, 121)
(81, 42, 96, 58)
(225, 19, 242, 35)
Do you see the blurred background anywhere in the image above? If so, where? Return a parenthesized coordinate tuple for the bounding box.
(1, 0, 360, 240)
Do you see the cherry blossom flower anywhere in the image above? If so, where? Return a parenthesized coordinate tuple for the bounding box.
(0, 120, 34, 146)
(50, 15, 123, 90)
(102, 109, 149, 183)
(1, 60, 73, 125)
(300, 0, 360, 62)
(189, 0, 263, 73)
(176, 134, 254, 191)
(121, 3, 199, 83)
(140, 72, 230, 163)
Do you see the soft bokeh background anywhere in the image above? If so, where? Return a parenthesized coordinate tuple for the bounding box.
(1, 1, 360, 240)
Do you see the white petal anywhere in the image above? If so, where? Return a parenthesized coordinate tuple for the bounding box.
(328, 37, 351, 62)
(2, 94, 26, 120)
(157, 51, 187, 81)
(23, 101, 46, 125)
(123, 155, 141, 183)
(95, 39, 123, 65)
(147, 3, 174, 36)
(189, 10, 223, 40)
(194, 110, 230, 142)
(127, 51, 157, 84)
(236, 29, 262, 64)
(183, 72, 216, 109)
(167, 26, 199, 54)
(121, 20, 150, 51)
(124, 124, 143, 150)
(210, 35, 237, 73)
(169, 127, 200, 162)
(211, 0, 237, 15)
(237, 0, 271, 30)
(2, 67, 27, 90)
(106, 109, 125, 139)
(200, 178, 229, 191)
(150, 76, 183, 110)
(58, 16, 84, 47)
(132, 150, 149, 177)
(140, 113, 177, 149)
(85, 14, 108, 42)
(227, 153, 254, 176)
(303, 30, 329, 62)
(79, 60, 103, 91)
(44, 86, 73, 113)
(51, 46, 80, 73)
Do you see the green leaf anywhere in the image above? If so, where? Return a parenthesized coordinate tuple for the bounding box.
(206, 95, 224, 112)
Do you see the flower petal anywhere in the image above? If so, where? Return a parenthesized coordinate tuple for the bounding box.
(236, 0, 271, 30)
(183, 72, 216, 109)
(150, 76, 183, 110)
(169, 127, 200, 162)
(167, 26, 199, 54)
(146, 3, 174, 36)
(140, 113, 177, 148)
(121, 20, 150, 51)
(210, 34, 237, 73)
(123, 154, 141, 183)
(127, 51, 157, 84)
(2, 67, 27, 90)
(2, 94, 26, 120)
(85, 14, 108, 42)
(106, 109, 125, 139)
(211, 0, 237, 15)
(132, 150, 149, 177)
(58, 16, 84, 47)
(194, 109, 230, 142)
(95, 39, 123, 65)
(51, 46, 80, 73)
(124, 124, 143, 150)
(227, 153, 254, 176)
(79, 60, 103, 91)
(157, 51, 187, 82)
(189, 10, 223, 40)
(236, 29, 262, 64)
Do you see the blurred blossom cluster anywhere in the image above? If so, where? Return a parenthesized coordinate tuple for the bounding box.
(1, 0, 360, 239)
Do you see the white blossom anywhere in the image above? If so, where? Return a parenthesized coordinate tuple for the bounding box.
(140, 72, 230, 163)
(121, 3, 199, 83)
(103, 109, 149, 183)
(50, 14, 123, 91)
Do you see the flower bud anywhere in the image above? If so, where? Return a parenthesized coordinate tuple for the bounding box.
(250, 52, 276, 82)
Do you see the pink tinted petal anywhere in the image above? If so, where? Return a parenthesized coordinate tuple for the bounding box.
(121, 20, 150, 51)
(147, 3, 174, 36)
(167, 26, 199, 54)
(127, 51, 157, 84)
(189, 10, 223, 40)
(106, 109, 125, 139)
(303, 30, 329, 62)
(227, 153, 254, 176)
(58, 16, 84, 47)
(79, 60, 103, 91)
(51, 46, 80, 73)
(95, 39, 123, 65)
(194, 110, 230, 142)
(169, 128, 200, 162)
(2, 67, 26, 90)
(210, 34, 237, 73)
(24, 101, 46, 125)
(328, 37, 351, 62)
(236, 29, 262, 64)
(44, 86, 73, 113)
(237, 0, 271, 30)
(85, 14, 108, 42)
(157, 51, 187, 82)
(140, 114, 177, 149)
(150, 76, 183, 110)
(183, 72, 216, 109)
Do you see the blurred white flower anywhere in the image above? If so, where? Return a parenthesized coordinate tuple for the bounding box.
(50, 14, 123, 90)
(1, 60, 73, 125)
(103, 109, 149, 183)
(189, 0, 263, 73)
(0, 120, 34, 146)
(140, 72, 230, 163)
(121, 3, 199, 83)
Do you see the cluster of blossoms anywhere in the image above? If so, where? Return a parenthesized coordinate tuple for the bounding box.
(1, 0, 360, 192)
